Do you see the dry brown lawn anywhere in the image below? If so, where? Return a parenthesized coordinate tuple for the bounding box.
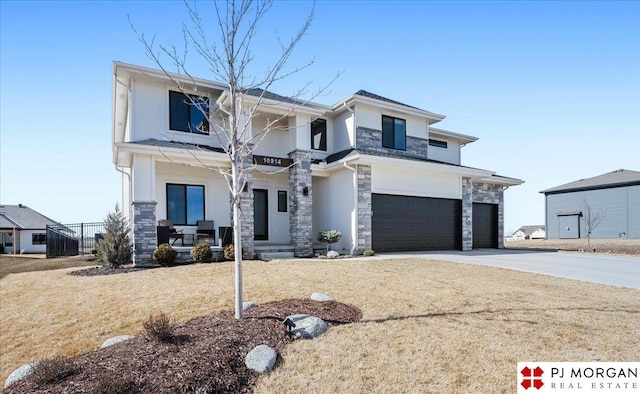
(506, 238, 640, 256)
(1, 257, 639, 393)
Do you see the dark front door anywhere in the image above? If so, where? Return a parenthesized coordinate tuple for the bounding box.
(253, 189, 268, 240)
(472, 203, 498, 248)
(372, 194, 462, 252)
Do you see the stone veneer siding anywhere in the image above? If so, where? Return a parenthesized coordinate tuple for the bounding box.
(461, 177, 473, 251)
(132, 201, 157, 267)
(289, 150, 313, 257)
(357, 165, 372, 252)
(356, 127, 430, 160)
(472, 182, 505, 249)
(233, 156, 255, 259)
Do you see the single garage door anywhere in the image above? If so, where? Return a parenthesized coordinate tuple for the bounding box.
(372, 194, 462, 252)
(473, 203, 498, 248)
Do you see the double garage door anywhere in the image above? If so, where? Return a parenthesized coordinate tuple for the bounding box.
(371, 194, 498, 252)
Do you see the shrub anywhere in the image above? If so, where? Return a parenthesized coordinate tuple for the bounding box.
(318, 230, 342, 253)
(223, 244, 235, 260)
(32, 356, 76, 385)
(143, 313, 174, 342)
(153, 243, 177, 266)
(363, 250, 375, 256)
(190, 242, 213, 263)
(95, 204, 132, 268)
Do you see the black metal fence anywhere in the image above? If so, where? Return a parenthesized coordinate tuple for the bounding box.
(46, 222, 105, 259)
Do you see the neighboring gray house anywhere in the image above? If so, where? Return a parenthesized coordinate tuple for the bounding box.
(540, 169, 640, 239)
(0, 204, 59, 253)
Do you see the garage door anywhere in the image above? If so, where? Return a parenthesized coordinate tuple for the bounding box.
(473, 203, 498, 248)
(558, 214, 580, 239)
(372, 194, 462, 252)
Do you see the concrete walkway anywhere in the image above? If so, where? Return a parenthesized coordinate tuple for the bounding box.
(374, 249, 640, 289)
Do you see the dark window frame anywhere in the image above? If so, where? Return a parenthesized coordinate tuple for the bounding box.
(382, 115, 406, 150)
(428, 138, 448, 149)
(277, 190, 288, 212)
(169, 90, 210, 134)
(32, 233, 47, 245)
(166, 183, 205, 226)
(311, 118, 327, 151)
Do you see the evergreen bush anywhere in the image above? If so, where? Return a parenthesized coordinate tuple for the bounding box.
(190, 242, 213, 263)
(95, 204, 132, 268)
(318, 230, 342, 253)
(153, 243, 177, 266)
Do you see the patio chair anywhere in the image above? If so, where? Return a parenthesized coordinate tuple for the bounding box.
(196, 220, 216, 244)
(158, 219, 184, 246)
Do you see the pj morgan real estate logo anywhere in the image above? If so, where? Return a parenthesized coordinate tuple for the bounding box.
(517, 362, 638, 393)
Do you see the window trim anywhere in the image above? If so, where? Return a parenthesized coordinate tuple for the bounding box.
(311, 118, 327, 151)
(168, 90, 210, 134)
(166, 183, 205, 226)
(428, 138, 448, 149)
(381, 115, 406, 150)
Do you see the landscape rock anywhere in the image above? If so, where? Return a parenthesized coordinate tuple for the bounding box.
(286, 314, 328, 339)
(243, 301, 256, 311)
(4, 363, 36, 388)
(326, 251, 339, 259)
(310, 292, 333, 302)
(101, 335, 135, 349)
(245, 344, 277, 373)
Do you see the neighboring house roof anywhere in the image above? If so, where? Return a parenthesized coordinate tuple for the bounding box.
(540, 169, 640, 194)
(0, 204, 59, 230)
(514, 225, 545, 236)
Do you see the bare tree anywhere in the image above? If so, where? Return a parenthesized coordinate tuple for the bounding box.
(131, 0, 336, 319)
(581, 203, 607, 252)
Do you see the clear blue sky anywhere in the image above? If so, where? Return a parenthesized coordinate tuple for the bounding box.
(1, 0, 639, 233)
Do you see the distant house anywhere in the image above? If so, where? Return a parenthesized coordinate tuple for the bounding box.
(512, 225, 546, 240)
(540, 169, 640, 239)
(0, 204, 60, 253)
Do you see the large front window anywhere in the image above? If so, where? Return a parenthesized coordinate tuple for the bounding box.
(311, 119, 327, 151)
(382, 115, 406, 150)
(166, 184, 205, 225)
(169, 91, 209, 134)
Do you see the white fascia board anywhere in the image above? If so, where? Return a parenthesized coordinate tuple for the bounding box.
(428, 127, 478, 144)
(330, 95, 446, 124)
(113, 61, 228, 92)
(114, 142, 231, 168)
(477, 175, 525, 186)
(222, 93, 327, 118)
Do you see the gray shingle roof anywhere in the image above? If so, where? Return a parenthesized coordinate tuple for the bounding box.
(514, 225, 545, 236)
(0, 205, 59, 230)
(540, 169, 640, 194)
(354, 90, 424, 111)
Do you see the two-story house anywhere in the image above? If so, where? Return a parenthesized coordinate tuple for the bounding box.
(112, 62, 523, 265)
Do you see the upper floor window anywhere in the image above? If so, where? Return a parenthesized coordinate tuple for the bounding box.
(428, 139, 448, 149)
(382, 115, 406, 150)
(169, 91, 209, 134)
(166, 183, 205, 225)
(311, 119, 327, 151)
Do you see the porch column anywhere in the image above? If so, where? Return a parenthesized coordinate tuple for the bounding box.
(461, 177, 473, 251)
(289, 149, 313, 257)
(132, 201, 157, 266)
(231, 151, 255, 259)
(357, 165, 372, 253)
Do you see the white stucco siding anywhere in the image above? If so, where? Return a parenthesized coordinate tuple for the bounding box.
(130, 78, 222, 147)
(333, 111, 353, 151)
(155, 162, 231, 235)
(19, 230, 47, 253)
(251, 117, 292, 158)
(356, 104, 427, 138)
(252, 173, 291, 244)
(132, 155, 155, 201)
(428, 139, 461, 165)
(545, 185, 639, 239)
(372, 166, 462, 200)
(312, 170, 355, 252)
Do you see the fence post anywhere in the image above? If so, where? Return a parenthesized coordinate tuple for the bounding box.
(80, 222, 84, 256)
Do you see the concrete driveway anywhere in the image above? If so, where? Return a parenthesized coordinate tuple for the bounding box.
(375, 249, 640, 289)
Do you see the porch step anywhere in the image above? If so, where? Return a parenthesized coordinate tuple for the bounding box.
(257, 251, 295, 260)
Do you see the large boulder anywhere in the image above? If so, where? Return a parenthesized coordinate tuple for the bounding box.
(326, 251, 339, 259)
(100, 335, 135, 349)
(310, 292, 333, 302)
(4, 363, 36, 388)
(245, 344, 277, 373)
(287, 314, 328, 339)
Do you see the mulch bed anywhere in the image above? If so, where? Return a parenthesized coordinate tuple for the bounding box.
(3, 299, 362, 394)
(67, 266, 154, 276)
